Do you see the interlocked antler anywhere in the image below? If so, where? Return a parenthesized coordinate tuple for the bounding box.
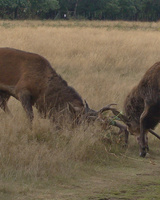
(107, 107, 160, 141)
(84, 101, 130, 144)
(98, 104, 117, 114)
(112, 121, 129, 145)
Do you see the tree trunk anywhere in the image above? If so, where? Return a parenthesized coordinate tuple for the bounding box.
(14, 7, 18, 19)
(74, 0, 79, 17)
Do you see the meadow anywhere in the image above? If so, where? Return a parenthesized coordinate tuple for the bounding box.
(0, 20, 160, 199)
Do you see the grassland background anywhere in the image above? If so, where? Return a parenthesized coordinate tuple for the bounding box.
(0, 20, 160, 200)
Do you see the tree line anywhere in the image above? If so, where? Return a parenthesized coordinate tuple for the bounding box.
(0, 0, 160, 21)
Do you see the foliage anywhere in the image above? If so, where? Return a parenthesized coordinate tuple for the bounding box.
(29, 0, 59, 18)
(0, 0, 60, 19)
(0, 0, 160, 21)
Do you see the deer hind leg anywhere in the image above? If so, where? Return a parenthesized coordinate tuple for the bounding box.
(139, 102, 150, 157)
(17, 90, 34, 125)
(0, 91, 11, 115)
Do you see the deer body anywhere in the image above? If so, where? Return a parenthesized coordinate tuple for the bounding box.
(123, 62, 160, 157)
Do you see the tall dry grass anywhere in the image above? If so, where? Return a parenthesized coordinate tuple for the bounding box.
(0, 20, 160, 181)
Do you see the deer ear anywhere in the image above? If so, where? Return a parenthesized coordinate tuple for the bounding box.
(67, 103, 81, 114)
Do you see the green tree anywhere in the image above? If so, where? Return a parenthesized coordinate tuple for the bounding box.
(141, 0, 160, 21)
(103, 0, 120, 20)
(76, 0, 106, 19)
(0, 0, 59, 19)
(29, 0, 59, 18)
(0, 0, 30, 19)
(58, 0, 78, 18)
(131, 0, 144, 21)
(1, 0, 160, 21)
(118, 0, 137, 20)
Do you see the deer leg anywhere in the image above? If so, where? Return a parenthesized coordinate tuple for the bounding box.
(137, 134, 149, 151)
(18, 90, 34, 125)
(139, 102, 150, 157)
(0, 91, 11, 115)
(145, 134, 149, 151)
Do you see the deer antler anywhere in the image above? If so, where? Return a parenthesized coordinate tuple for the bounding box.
(107, 108, 130, 124)
(98, 104, 117, 114)
(112, 121, 129, 145)
(84, 102, 118, 122)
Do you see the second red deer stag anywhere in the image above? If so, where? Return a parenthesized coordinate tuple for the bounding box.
(111, 62, 160, 157)
(0, 48, 127, 133)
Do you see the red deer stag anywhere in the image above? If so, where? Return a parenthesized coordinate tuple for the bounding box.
(110, 62, 160, 157)
(0, 47, 128, 134)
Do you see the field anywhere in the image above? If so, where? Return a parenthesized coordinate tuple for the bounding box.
(0, 20, 160, 200)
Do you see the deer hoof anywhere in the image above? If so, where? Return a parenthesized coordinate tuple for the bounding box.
(122, 143, 128, 148)
(139, 149, 146, 157)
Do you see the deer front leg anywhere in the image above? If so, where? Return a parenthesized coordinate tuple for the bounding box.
(0, 91, 11, 115)
(139, 102, 150, 157)
(137, 134, 149, 156)
(139, 129, 147, 157)
(18, 89, 34, 126)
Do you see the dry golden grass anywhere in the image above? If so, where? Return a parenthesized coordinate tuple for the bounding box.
(0, 20, 160, 199)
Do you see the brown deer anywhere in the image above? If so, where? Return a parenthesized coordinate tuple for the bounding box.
(110, 62, 160, 157)
(0, 47, 128, 134)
